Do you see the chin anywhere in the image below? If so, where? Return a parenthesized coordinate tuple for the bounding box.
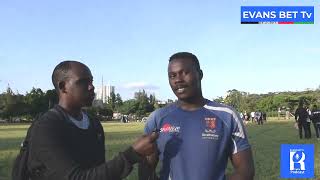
(177, 93, 200, 102)
(176, 94, 192, 101)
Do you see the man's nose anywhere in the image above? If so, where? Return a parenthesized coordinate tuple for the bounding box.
(174, 74, 184, 84)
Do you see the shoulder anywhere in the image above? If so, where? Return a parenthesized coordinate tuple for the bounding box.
(203, 100, 243, 131)
(29, 109, 69, 147)
(33, 106, 68, 131)
(204, 100, 239, 118)
(148, 103, 178, 121)
(144, 103, 178, 132)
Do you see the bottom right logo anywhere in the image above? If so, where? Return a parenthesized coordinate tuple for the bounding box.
(280, 144, 314, 178)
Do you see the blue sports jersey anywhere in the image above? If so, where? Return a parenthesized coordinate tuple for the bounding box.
(144, 99, 250, 180)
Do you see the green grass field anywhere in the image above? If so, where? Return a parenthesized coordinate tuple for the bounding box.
(0, 119, 319, 180)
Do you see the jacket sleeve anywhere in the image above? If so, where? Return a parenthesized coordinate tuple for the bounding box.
(295, 109, 298, 121)
(29, 115, 142, 180)
(138, 111, 160, 180)
(138, 158, 159, 180)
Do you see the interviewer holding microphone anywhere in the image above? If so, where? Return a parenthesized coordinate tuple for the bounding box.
(23, 61, 159, 180)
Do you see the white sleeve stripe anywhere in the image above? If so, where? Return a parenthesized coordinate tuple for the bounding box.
(203, 105, 245, 139)
(232, 138, 238, 154)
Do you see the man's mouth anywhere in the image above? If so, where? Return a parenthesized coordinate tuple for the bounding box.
(175, 86, 188, 93)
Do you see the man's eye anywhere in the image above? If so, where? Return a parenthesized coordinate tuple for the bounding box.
(169, 74, 175, 79)
(78, 79, 90, 85)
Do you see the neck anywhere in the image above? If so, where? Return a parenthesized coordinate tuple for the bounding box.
(58, 100, 82, 119)
(178, 96, 206, 111)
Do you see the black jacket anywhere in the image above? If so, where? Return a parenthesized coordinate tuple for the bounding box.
(28, 105, 142, 180)
(295, 107, 309, 123)
(310, 109, 320, 123)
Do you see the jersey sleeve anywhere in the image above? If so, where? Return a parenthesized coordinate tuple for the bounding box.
(144, 110, 159, 134)
(230, 110, 251, 155)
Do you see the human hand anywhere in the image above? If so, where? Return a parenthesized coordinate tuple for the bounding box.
(132, 132, 159, 156)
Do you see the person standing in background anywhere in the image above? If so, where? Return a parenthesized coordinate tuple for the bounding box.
(295, 101, 311, 139)
(310, 104, 320, 140)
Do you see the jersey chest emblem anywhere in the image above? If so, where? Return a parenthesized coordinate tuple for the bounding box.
(202, 117, 219, 140)
(205, 117, 216, 129)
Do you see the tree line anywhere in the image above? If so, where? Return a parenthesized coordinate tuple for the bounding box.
(216, 89, 320, 116)
(0, 87, 160, 122)
(1, 86, 320, 122)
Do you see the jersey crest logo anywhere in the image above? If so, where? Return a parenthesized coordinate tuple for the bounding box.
(205, 117, 216, 129)
(202, 117, 219, 140)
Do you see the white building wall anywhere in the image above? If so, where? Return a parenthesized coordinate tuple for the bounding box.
(95, 85, 115, 103)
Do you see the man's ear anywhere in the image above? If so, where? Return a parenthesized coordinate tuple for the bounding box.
(58, 81, 67, 93)
(199, 69, 203, 80)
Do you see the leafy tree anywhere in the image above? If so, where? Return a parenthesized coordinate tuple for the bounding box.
(98, 107, 113, 117)
(24, 88, 47, 117)
(115, 93, 123, 110)
(256, 96, 274, 112)
(107, 91, 116, 110)
(45, 89, 58, 109)
(213, 96, 224, 103)
(136, 97, 153, 117)
(117, 90, 154, 117)
(0, 86, 28, 120)
(118, 99, 139, 115)
(224, 89, 247, 112)
(134, 90, 154, 116)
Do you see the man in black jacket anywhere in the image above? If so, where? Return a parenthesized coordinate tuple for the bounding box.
(310, 104, 320, 139)
(28, 61, 158, 180)
(295, 101, 311, 139)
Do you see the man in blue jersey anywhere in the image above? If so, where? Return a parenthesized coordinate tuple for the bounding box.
(139, 52, 255, 180)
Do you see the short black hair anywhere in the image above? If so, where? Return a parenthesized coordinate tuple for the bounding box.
(298, 100, 304, 107)
(169, 52, 201, 71)
(51, 61, 77, 93)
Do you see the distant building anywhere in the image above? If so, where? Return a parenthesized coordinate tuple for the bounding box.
(95, 77, 115, 103)
(96, 85, 115, 103)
